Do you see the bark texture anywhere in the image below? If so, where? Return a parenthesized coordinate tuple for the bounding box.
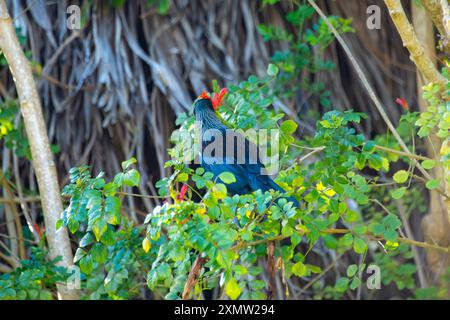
(0, 0, 79, 299)
(409, 1, 450, 277)
(384, 0, 446, 86)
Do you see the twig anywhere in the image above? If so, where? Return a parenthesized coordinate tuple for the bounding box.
(266, 241, 276, 300)
(182, 255, 207, 300)
(298, 253, 344, 297)
(232, 228, 449, 254)
(374, 145, 432, 162)
(13, 153, 40, 243)
(394, 199, 428, 288)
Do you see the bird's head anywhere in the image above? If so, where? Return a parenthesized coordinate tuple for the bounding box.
(193, 88, 228, 116)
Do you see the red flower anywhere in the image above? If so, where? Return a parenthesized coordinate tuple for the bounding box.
(34, 223, 43, 240)
(395, 98, 409, 111)
(177, 184, 188, 201)
(211, 88, 228, 110)
(197, 88, 228, 111)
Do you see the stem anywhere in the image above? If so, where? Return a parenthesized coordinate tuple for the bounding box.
(374, 145, 432, 162)
(232, 228, 449, 254)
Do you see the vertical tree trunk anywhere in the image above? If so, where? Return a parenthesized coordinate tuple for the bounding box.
(0, 0, 79, 299)
(411, 1, 450, 279)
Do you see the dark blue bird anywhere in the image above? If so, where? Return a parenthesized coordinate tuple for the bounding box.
(193, 95, 298, 208)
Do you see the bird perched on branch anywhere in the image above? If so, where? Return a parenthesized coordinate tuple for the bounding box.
(193, 88, 298, 208)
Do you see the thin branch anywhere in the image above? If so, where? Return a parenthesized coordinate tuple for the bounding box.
(232, 228, 449, 254)
(374, 145, 432, 162)
(182, 255, 207, 300)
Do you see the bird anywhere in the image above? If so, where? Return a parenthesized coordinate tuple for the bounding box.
(193, 89, 299, 209)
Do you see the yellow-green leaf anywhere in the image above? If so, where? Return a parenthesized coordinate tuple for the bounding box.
(142, 237, 151, 253)
(225, 277, 242, 300)
(393, 170, 408, 183)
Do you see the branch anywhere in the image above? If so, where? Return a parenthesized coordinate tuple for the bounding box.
(232, 228, 449, 254)
(0, 0, 78, 299)
(266, 241, 276, 300)
(182, 255, 207, 300)
(384, 0, 447, 86)
(421, 0, 450, 51)
(374, 144, 433, 162)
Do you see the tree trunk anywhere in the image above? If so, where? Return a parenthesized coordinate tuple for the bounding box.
(412, 1, 450, 279)
(0, 0, 79, 299)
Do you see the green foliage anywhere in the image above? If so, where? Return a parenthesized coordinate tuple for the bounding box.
(146, 0, 170, 15)
(373, 244, 417, 291)
(0, 100, 31, 159)
(61, 160, 152, 299)
(415, 70, 450, 140)
(0, 247, 68, 300)
(257, 3, 354, 109)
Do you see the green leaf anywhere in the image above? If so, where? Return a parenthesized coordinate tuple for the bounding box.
(353, 237, 367, 254)
(421, 159, 436, 170)
(123, 169, 140, 187)
(55, 219, 63, 231)
(218, 172, 236, 184)
(113, 172, 125, 187)
(212, 183, 227, 199)
(74, 248, 86, 263)
(368, 222, 385, 236)
(350, 277, 361, 290)
(79, 255, 94, 274)
(292, 262, 307, 277)
(39, 290, 53, 300)
(391, 187, 407, 199)
(280, 120, 298, 135)
(121, 157, 137, 170)
(335, 277, 349, 292)
(383, 214, 402, 229)
(177, 172, 188, 182)
(362, 141, 376, 153)
(233, 265, 248, 275)
(79, 232, 95, 248)
(104, 182, 118, 196)
(341, 233, 354, 247)
(346, 264, 358, 277)
(90, 243, 107, 264)
(384, 229, 398, 241)
(225, 277, 242, 300)
(28, 289, 39, 299)
(92, 219, 107, 241)
(67, 216, 79, 234)
(425, 179, 439, 190)
(267, 63, 279, 76)
(100, 226, 115, 246)
(393, 170, 409, 183)
(105, 196, 121, 225)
